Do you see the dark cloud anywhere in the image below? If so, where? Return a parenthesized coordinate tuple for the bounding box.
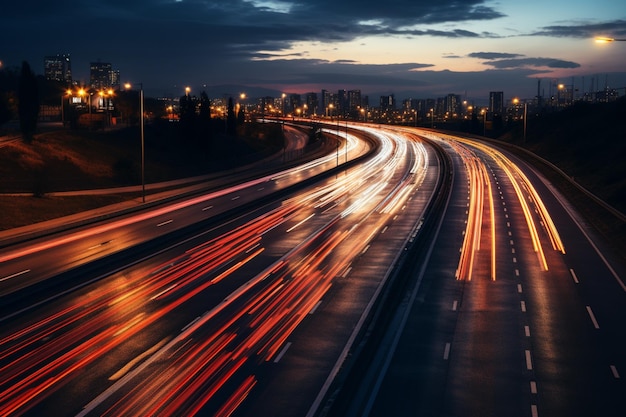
(468, 52, 524, 60)
(531, 19, 626, 38)
(484, 58, 581, 69)
(2, 0, 624, 100)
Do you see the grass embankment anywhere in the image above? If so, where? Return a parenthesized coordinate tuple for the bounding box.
(498, 98, 626, 263)
(0, 121, 285, 230)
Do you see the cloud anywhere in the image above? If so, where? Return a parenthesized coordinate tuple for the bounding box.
(484, 57, 581, 69)
(468, 52, 525, 60)
(531, 19, 626, 38)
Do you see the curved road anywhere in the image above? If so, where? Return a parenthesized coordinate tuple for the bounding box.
(0, 124, 623, 417)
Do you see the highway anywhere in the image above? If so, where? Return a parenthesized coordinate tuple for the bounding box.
(0, 124, 624, 417)
(328, 129, 626, 417)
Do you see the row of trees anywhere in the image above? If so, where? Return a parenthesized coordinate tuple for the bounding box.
(0, 61, 40, 142)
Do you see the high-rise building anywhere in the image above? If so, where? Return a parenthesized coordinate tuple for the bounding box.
(321, 89, 336, 115)
(379, 94, 396, 111)
(304, 92, 318, 115)
(90, 62, 113, 89)
(347, 90, 362, 112)
(489, 91, 504, 117)
(44, 54, 72, 84)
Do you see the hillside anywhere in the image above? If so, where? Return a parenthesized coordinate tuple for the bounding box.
(500, 98, 626, 213)
(0, 121, 284, 229)
(498, 98, 626, 262)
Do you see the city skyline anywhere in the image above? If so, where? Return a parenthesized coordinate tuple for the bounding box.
(1, 0, 625, 101)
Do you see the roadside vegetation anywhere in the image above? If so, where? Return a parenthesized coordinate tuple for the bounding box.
(497, 97, 626, 263)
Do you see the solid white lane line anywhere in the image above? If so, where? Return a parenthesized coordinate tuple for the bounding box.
(610, 365, 620, 379)
(569, 268, 579, 284)
(443, 343, 451, 360)
(525, 350, 533, 370)
(341, 266, 352, 278)
(274, 342, 292, 363)
(109, 337, 170, 381)
(0, 269, 31, 282)
(157, 219, 173, 227)
(286, 213, 315, 233)
(586, 306, 600, 329)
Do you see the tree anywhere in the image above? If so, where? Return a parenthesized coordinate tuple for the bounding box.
(226, 97, 237, 136)
(18, 61, 39, 142)
(0, 93, 12, 126)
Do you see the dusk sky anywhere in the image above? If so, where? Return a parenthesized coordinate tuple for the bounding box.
(2, 0, 625, 102)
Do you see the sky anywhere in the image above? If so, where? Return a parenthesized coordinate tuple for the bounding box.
(1, 0, 625, 102)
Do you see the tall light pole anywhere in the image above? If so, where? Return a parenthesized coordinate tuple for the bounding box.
(125, 82, 145, 203)
(481, 108, 487, 136)
(513, 98, 528, 143)
(430, 108, 434, 128)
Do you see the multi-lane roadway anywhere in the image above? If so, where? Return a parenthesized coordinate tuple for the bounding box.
(0, 123, 623, 417)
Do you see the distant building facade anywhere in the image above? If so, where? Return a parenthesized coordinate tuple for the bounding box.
(489, 91, 504, 117)
(44, 54, 72, 84)
(90, 62, 119, 89)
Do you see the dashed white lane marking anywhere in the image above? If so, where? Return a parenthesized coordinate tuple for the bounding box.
(586, 306, 600, 329)
(452, 300, 458, 311)
(610, 365, 620, 379)
(530, 380, 537, 394)
(569, 268, 580, 284)
(443, 343, 451, 360)
(531, 404, 539, 417)
(521, 301, 527, 312)
(525, 350, 533, 370)
(309, 300, 322, 315)
(517, 284, 523, 293)
(274, 342, 292, 363)
(524, 325, 531, 337)
(157, 219, 173, 227)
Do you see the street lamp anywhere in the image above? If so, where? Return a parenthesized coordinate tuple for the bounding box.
(125, 82, 145, 203)
(481, 108, 487, 136)
(595, 37, 626, 43)
(429, 108, 434, 128)
(513, 98, 527, 143)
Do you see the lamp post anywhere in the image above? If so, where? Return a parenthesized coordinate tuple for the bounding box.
(62, 89, 71, 127)
(430, 108, 434, 128)
(481, 108, 487, 136)
(125, 82, 145, 203)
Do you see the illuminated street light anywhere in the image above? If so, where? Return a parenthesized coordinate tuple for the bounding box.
(595, 37, 626, 43)
(125, 82, 145, 203)
(185, 86, 191, 96)
(513, 98, 527, 143)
